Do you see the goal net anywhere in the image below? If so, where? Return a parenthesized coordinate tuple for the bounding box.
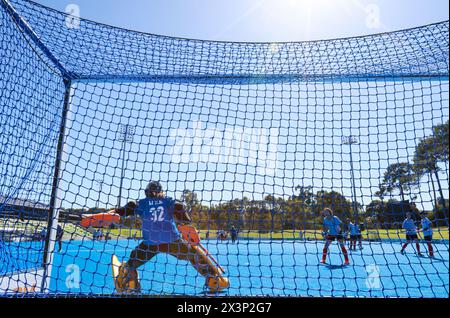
(0, 0, 448, 297)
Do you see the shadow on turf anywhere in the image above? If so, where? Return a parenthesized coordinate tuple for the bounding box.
(403, 253, 448, 263)
(426, 256, 447, 263)
(324, 264, 348, 270)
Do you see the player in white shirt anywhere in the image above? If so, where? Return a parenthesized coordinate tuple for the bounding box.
(321, 208, 350, 265)
(419, 211, 434, 257)
(400, 212, 423, 256)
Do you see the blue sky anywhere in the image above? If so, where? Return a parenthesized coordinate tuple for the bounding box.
(10, 0, 449, 212)
(34, 0, 449, 42)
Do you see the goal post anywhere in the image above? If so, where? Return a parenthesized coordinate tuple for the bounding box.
(0, 0, 70, 294)
(41, 79, 73, 292)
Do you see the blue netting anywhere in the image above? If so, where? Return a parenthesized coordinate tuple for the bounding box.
(0, 0, 448, 298)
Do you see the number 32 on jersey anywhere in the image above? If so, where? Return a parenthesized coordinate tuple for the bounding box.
(149, 206, 165, 222)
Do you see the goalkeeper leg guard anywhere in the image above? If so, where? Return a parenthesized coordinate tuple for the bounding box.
(206, 275, 230, 292)
(116, 265, 141, 294)
(115, 265, 128, 293)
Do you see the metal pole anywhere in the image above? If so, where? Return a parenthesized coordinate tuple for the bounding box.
(343, 136, 359, 223)
(117, 125, 134, 208)
(72, 74, 450, 86)
(117, 135, 126, 208)
(41, 78, 72, 291)
(349, 143, 358, 222)
(95, 179, 103, 209)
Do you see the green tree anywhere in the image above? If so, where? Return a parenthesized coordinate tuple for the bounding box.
(292, 185, 315, 206)
(285, 196, 314, 230)
(433, 198, 449, 227)
(413, 120, 449, 209)
(181, 190, 199, 212)
(432, 120, 449, 161)
(378, 162, 419, 202)
(262, 195, 278, 232)
(366, 199, 419, 229)
(312, 190, 353, 220)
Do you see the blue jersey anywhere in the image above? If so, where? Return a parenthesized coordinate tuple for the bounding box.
(136, 197, 181, 245)
(348, 222, 361, 236)
(402, 218, 417, 235)
(323, 216, 342, 236)
(421, 217, 433, 237)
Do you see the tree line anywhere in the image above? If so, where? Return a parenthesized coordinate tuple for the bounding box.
(62, 120, 448, 232)
(182, 120, 449, 231)
(373, 120, 449, 227)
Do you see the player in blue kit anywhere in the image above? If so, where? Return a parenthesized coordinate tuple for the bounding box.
(110, 181, 229, 293)
(321, 208, 350, 265)
(400, 212, 423, 256)
(347, 219, 363, 251)
(419, 211, 434, 257)
(230, 225, 238, 244)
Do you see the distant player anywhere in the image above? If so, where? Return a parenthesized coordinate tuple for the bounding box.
(109, 181, 229, 293)
(56, 225, 64, 252)
(40, 228, 47, 241)
(400, 212, 423, 256)
(347, 218, 363, 251)
(321, 208, 350, 265)
(419, 211, 434, 257)
(217, 230, 228, 241)
(230, 225, 238, 244)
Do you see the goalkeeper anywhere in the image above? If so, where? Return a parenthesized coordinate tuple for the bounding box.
(108, 181, 229, 293)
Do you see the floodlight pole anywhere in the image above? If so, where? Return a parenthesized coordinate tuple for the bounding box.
(117, 124, 134, 208)
(95, 179, 104, 209)
(342, 136, 359, 223)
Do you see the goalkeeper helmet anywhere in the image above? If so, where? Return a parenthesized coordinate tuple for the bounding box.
(145, 181, 163, 197)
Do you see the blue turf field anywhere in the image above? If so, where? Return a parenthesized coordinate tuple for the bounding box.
(0, 240, 44, 276)
(44, 239, 449, 298)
